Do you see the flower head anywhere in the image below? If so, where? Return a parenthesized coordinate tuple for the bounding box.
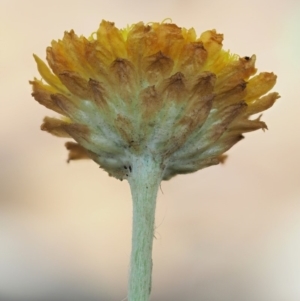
(31, 20, 279, 180)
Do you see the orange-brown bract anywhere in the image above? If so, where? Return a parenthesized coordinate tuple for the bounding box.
(31, 20, 279, 180)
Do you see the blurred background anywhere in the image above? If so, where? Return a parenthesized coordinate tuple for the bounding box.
(1, 0, 300, 300)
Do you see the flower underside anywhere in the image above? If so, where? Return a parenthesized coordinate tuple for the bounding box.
(31, 20, 279, 180)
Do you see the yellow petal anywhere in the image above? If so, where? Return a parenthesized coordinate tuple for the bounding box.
(33, 54, 66, 92)
(246, 92, 280, 115)
(245, 72, 277, 102)
(97, 20, 127, 59)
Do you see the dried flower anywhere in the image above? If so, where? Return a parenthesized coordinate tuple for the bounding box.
(31, 20, 278, 180)
(30, 20, 279, 301)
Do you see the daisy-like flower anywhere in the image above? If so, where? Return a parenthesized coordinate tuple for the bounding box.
(30, 20, 279, 301)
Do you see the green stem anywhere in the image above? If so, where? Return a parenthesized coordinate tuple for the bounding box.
(127, 154, 163, 301)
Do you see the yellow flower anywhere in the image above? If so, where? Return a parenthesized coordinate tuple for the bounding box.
(30, 20, 279, 180)
(30, 20, 280, 301)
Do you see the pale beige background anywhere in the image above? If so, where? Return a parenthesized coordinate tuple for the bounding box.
(0, 0, 300, 300)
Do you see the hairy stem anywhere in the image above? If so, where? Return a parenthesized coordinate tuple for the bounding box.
(127, 154, 163, 301)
